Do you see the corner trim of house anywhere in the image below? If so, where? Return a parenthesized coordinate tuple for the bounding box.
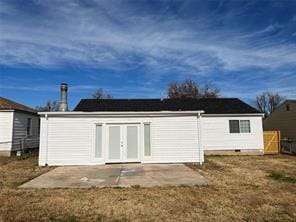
(197, 113, 203, 164)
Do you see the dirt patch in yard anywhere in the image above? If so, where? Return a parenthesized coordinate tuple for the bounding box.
(0, 155, 295, 221)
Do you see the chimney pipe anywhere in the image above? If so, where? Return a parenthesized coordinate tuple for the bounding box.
(58, 83, 68, 111)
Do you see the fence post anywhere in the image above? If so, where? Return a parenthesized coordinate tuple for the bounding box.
(278, 131, 281, 154)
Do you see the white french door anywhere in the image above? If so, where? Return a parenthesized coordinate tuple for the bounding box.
(106, 124, 140, 163)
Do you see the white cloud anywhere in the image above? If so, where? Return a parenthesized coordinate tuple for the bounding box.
(1, 0, 296, 104)
(0, 0, 296, 77)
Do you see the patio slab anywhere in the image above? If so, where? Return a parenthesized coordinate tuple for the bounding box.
(19, 164, 210, 188)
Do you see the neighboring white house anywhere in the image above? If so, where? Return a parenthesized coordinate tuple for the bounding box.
(38, 84, 264, 166)
(0, 97, 40, 156)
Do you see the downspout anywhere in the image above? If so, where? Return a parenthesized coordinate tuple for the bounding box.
(197, 112, 204, 165)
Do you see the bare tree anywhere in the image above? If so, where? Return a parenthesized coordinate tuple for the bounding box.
(202, 82, 220, 98)
(167, 79, 219, 99)
(92, 88, 113, 99)
(35, 100, 58, 112)
(256, 91, 285, 116)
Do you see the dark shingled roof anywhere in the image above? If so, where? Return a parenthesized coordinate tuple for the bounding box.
(73, 98, 260, 114)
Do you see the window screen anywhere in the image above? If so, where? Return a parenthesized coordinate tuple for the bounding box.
(229, 120, 240, 133)
(144, 124, 151, 156)
(95, 125, 102, 158)
(240, 120, 250, 133)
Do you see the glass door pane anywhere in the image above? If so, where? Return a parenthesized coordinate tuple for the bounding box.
(126, 126, 138, 160)
(108, 126, 121, 160)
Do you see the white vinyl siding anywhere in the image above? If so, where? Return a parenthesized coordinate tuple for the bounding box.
(44, 118, 93, 165)
(38, 113, 264, 166)
(95, 125, 102, 158)
(0, 111, 39, 153)
(0, 111, 14, 151)
(148, 116, 200, 163)
(202, 116, 264, 151)
(12, 112, 39, 150)
(38, 115, 202, 166)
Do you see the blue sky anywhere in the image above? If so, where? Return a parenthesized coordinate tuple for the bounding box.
(0, 0, 296, 109)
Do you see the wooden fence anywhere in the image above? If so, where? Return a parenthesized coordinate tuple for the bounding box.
(263, 131, 280, 155)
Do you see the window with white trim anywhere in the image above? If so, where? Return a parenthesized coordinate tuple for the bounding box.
(229, 120, 251, 133)
(240, 120, 251, 133)
(144, 123, 151, 156)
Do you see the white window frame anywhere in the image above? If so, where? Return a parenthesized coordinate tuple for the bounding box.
(27, 118, 32, 136)
(229, 120, 251, 134)
(239, 120, 251, 133)
(93, 123, 105, 162)
(143, 122, 152, 157)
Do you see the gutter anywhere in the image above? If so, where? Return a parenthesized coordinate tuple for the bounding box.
(38, 111, 263, 117)
(201, 113, 264, 117)
(0, 109, 14, 112)
(38, 111, 205, 117)
(0, 109, 38, 115)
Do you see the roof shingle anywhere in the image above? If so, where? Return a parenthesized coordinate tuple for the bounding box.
(74, 98, 260, 114)
(0, 97, 37, 113)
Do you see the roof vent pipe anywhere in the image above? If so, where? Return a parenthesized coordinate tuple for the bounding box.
(57, 83, 68, 111)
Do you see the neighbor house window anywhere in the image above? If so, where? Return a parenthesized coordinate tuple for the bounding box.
(38, 119, 41, 135)
(27, 118, 32, 136)
(286, 104, 290, 111)
(229, 120, 251, 133)
(95, 125, 102, 158)
(144, 124, 151, 156)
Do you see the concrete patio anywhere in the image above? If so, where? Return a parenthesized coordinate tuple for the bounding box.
(19, 164, 210, 188)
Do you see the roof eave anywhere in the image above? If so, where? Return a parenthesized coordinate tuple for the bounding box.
(37, 111, 264, 117)
(202, 113, 264, 117)
(38, 110, 205, 117)
(0, 109, 14, 112)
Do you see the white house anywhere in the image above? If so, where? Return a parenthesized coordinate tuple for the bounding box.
(38, 84, 264, 166)
(0, 97, 40, 156)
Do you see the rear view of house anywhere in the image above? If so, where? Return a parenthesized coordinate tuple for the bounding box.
(0, 97, 39, 156)
(38, 84, 264, 166)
